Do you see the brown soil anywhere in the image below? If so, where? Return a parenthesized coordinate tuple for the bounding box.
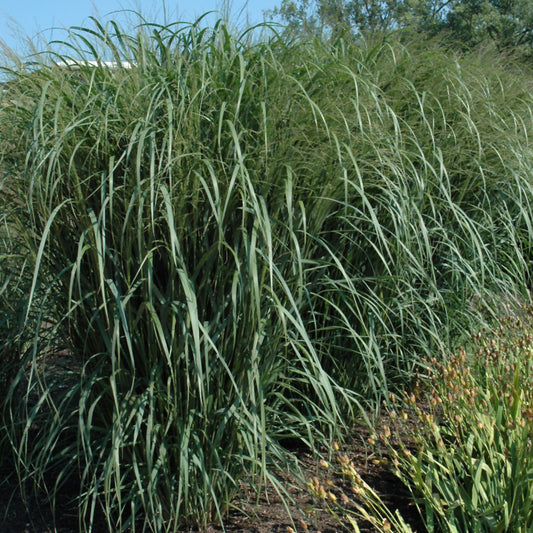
(0, 421, 425, 533)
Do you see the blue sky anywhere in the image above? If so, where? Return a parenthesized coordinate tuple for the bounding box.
(0, 0, 282, 53)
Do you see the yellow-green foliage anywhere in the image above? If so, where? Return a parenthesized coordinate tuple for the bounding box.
(382, 308, 533, 532)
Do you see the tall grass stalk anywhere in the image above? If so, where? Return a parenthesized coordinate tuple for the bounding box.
(0, 17, 532, 531)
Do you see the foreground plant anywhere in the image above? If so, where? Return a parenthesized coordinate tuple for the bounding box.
(306, 442, 413, 532)
(380, 307, 533, 532)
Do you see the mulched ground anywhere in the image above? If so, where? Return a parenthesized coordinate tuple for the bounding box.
(0, 420, 425, 533)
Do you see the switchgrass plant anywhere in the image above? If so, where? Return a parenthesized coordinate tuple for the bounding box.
(1, 19, 356, 531)
(380, 308, 533, 532)
(0, 15, 532, 531)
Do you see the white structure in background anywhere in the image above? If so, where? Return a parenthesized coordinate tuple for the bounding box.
(0, 59, 135, 103)
(56, 59, 134, 69)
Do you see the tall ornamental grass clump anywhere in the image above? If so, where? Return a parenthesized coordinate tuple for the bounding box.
(0, 17, 532, 531)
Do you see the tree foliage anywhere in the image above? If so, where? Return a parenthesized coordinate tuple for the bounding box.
(270, 0, 533, 54)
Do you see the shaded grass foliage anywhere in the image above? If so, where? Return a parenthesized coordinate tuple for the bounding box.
(0, 17, 532, 531)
